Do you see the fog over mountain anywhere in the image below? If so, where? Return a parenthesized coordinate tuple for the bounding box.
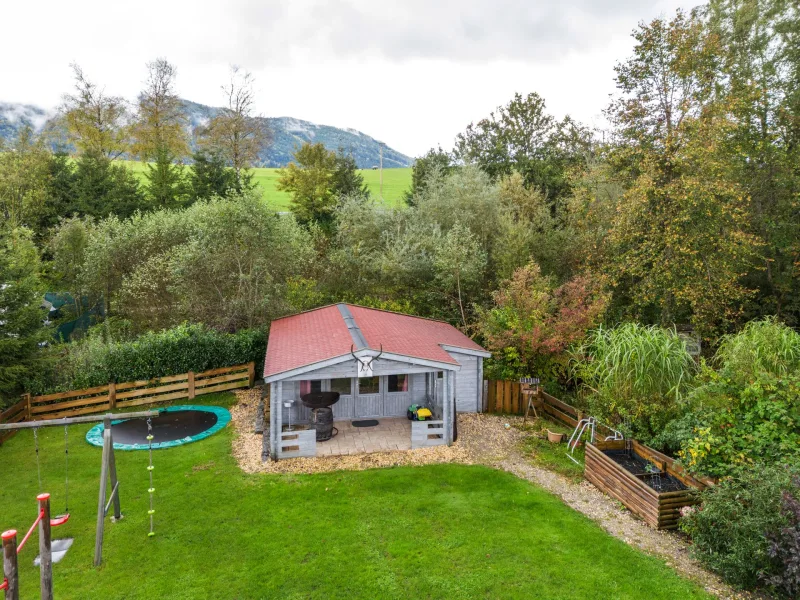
(0, 99, 413, 169)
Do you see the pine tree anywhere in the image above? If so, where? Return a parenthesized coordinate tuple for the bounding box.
(188, 151, 236, 202)
(0, 227, 47, 405)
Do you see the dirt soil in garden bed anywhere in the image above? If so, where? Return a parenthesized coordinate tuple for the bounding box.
(230, 387, 759, 600)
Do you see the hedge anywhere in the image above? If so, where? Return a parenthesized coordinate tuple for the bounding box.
(33, 323, 267, 394)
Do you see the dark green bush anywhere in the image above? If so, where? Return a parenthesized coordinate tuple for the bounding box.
(33, 323, 266, 394)
(681, 465, 799, 591)
(765, 478, 800, 598)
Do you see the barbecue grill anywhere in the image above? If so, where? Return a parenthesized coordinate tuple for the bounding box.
(300, 392, 340, 441)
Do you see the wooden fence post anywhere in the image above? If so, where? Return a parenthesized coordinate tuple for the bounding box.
(247, 362, 255, 388)
(23, 394, 31, 421)
(38, 493, 53, 600)
(187, 371, 195, 400)
(2, 529, 19, 600)
(108, 383, 116, 411)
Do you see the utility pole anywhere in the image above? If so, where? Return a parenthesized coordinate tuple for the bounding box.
(379, 144, 384, 201)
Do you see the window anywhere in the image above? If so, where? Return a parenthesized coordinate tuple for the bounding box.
(330, 378, 352, 395)
(388, 374, 408, 393)
(299, 380, 322, 395)
(358, 376, 380, 395)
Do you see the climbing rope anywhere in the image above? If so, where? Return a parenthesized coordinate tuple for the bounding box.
(146, 418, 155, 537)
(33, 428, 42, 491)
(63, 424, 69, 513)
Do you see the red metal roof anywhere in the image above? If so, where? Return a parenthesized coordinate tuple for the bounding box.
(263, 304, 487, 378)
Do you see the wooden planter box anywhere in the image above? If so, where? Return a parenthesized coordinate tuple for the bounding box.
(585, 440, 711, 530)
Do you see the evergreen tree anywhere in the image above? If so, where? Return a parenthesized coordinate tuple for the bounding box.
(0, 227, 47, 406)
(331, 150, 369, 199)
(73, 153, 145, 218)
(188, 151, 236, 202)
(146, 146, 188, 209)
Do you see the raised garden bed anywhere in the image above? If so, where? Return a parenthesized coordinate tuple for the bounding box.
(585, 440, 711, 530)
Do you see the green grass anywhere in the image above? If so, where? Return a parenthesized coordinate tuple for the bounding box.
(124, 161, 412, 210)
(0, 393, 710, 599)
(518, 418, 586, 482)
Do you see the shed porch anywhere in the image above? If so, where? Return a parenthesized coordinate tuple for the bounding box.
(268, 358, 457, 460)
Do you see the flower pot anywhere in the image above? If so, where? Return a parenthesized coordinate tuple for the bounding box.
(547, 430, 566, 444)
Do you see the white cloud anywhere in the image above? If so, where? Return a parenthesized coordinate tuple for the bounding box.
(1, 0, 701, 157)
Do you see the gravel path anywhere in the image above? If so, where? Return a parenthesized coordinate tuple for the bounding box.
(229, 388, 755, 599)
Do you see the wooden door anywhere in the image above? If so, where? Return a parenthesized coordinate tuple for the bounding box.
(355, 376, 382, 418)
(330, 378, 354, 420)
(383, 374, 410, 417)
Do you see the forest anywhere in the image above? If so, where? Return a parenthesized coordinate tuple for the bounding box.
(2, 2, 800, 593)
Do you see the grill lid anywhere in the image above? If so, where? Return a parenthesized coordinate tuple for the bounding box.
(300, 391, 341, 409)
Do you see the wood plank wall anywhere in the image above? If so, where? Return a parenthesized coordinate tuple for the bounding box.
(585, 440, 704, 530)
(0, 362, 255, 444)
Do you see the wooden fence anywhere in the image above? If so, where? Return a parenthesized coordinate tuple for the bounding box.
(0, 362, 255, 444)
(0, 398, 28, 445)
(484, 381, 622, 438)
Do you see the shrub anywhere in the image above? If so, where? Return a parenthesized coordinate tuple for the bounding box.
(477, 262, 609, 384)
(765, 479, 800, 598)
(681, 465, 798, 590)
(34, 323, 266, 394)
(680, 372, 800, 478)
(570, 323, 696, 442)
(716, 317, 800, 385)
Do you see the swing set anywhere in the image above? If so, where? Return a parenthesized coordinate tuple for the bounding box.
(0, 410, 158, 600)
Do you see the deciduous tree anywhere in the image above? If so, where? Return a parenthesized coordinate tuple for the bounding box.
(198, 66, 271, 190)
(454, 92, 592, 203)
(60, 64, 130, 160)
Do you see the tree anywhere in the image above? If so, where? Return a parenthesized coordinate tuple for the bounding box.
(131, 58, 189, 208)
(72, 152, 145, 218)
(198, 66, 271, 190)
(433, 223, 487, 329)
(188, 150, 236, 202)
(131, 58, 189, 160)
(277, 142, 338, 226)
(0, 128, 51, 233)
(60, 63, 130, 160)
(330, 150, 369, 199)
(404, 146, 452, 205)
(145, 146, 188, 209)
(606, 11, 758, 338)
(0, 227, 48, 405)
(168, 191, 314, 330)
(477, 262, 609, 381)
(48, 217, 94, 316)
(454, 92, 592, 203)
(706, 0, 800, 326)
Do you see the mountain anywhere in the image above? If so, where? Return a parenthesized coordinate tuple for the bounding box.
(0, 99, 413, 169)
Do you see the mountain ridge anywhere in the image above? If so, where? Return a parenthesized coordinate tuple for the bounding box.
(0, 99, 413, 169)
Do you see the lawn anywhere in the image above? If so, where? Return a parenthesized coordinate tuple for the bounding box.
(519, 417, 587, 483)
(0, 393, 710, 599)
(123, 161, 412, 210)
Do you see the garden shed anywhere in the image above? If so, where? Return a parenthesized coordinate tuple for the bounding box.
(263, 304, 490, 460)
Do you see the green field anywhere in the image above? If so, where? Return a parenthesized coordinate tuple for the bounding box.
(123, 161, 412, 210)
(0, 393, 711, 599)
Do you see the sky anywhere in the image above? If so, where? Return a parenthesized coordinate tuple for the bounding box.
(2, 0, 701, 158)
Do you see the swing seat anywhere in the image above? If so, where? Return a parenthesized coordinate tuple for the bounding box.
(50, 514, 70, 527)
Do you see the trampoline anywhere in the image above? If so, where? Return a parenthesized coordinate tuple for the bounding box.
(85, 405, 231, 450)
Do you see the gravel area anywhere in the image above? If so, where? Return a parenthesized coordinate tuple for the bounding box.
(229, 387, 756, 599)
